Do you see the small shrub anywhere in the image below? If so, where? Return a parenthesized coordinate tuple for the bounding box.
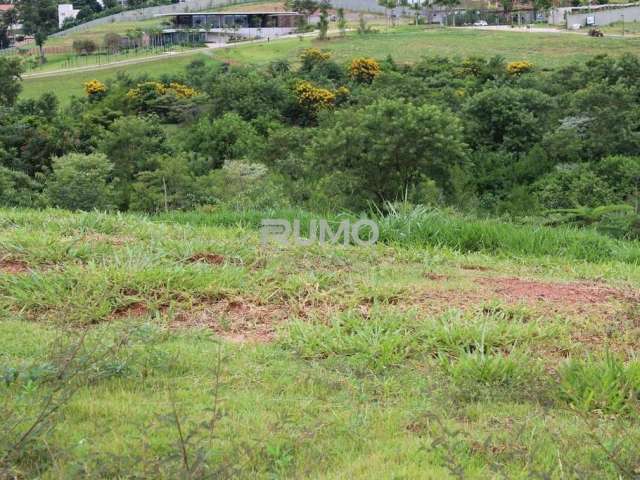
(506, 60, 534, 75)
(72, 39, 98, 55)
(440, 350, 543, 401)
(103, 32, 122, 52)
(299, 48, 331, 71)
(349, 57, 381, 83)
(84, 79, 107, 98)
(294, 80, 336, 112)
(45, 153, 115, 211)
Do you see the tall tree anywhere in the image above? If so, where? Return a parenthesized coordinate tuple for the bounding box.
(336, 7, 347, 36)
(16, 0, 58, 64)
(436, 0, 460, 26)
(0, 56, 24, 106)
(0, 9, 17, 48)
(317, 0, 330, 40)
(286, 0, 320, 25)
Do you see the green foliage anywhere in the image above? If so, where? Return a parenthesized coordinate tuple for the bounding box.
(463, 86, 554, 152)
(205, 68, 294, 122)
(558, 356, 640, 415)
(535, 163, 617, 210)
(15, 0, 58, 62)
(317, 1, 329, 41)
(4, 49, 640, 240)
(72, 38, 98, 55)
(0, 166, 42, 207)
(98, 115, 167, 181)
(0, 57, 24, 107)
(197, 160, 290, 210)
(44, 153, 115, 211)
(181, 113, 264, 170)
(307, 98, 466, 208)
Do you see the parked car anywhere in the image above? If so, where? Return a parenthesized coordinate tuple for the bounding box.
(473, 20, 488, 26)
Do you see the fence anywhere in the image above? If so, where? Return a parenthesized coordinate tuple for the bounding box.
(49, 0, 390, 37)
(0, 0, 388, 57)
(565, 4, 640, 27)
(50, 0, 263, 37)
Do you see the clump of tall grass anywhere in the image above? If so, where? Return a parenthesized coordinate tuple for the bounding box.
(157, 204, 640, 264)
(557, 355, 640, 416)
(376, 203, 640, 264)
(282, 305, 553, 373)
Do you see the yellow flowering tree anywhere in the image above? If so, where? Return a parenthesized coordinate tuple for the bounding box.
(349, 58, 381, 83)
(295, 80, 335, 111)
(126, 81, 201, 122)
(84, 80, 107, 99)
(506, 61, 534, 76)
(300, 48, 332, 71)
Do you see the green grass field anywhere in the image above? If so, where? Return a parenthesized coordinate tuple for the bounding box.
(1, 207, 639, 477)
(20, 26, 640, 103)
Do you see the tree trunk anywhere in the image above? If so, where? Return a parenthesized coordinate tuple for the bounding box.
(38, 43, 46, 64)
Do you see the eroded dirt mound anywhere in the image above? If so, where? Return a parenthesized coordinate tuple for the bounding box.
(477, 277, 629, 305)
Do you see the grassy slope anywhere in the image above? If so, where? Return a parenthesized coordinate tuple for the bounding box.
(1, 208, 639, 477)
(21, 26, 640, 102)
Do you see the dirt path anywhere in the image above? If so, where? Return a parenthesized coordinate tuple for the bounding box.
(460, 24, 628, 37)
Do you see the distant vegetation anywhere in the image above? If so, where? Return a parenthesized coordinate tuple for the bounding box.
(2, 45, 640, 241)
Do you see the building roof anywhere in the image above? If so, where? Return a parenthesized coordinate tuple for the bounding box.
(0, 4, 15, 11)
(155, 11, 301, 17)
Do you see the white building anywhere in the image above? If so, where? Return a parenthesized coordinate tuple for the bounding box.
(58, 4, 80, 28)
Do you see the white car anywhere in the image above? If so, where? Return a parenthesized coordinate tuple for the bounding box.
(473, 20, 488, 26)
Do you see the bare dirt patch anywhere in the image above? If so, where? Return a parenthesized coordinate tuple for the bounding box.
(171, 299, 292, 343)
(188, 253, 225, 265)
(476, 277, 629, 305)
(111, 302, 150, 319)
(0, 259, 30, 274)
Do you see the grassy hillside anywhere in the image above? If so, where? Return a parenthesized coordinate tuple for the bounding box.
(1, 208, 639, 477)
(20, 26, 640, 102)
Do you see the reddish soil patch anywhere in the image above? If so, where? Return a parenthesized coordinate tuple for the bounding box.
(111, 302, 149, 319)
(188, 253, 225, 265)
(171, 299, 291, 343)
(0, 259, 29, 274)
(476, 277, 628, 305)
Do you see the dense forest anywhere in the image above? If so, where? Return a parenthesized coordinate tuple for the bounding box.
(1, 50, 639, 238)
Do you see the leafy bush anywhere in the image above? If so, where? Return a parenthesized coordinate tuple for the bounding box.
(72, 39, 98, 55)
(0, 166, 43, 207)
(45, 153, 115, 211)
(506, 60, 534, 75)
(181, 113, 264, 169)
(307, 98, 466, 208)
(84, 79, 107, 99)
(349, 57, 381, 83)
